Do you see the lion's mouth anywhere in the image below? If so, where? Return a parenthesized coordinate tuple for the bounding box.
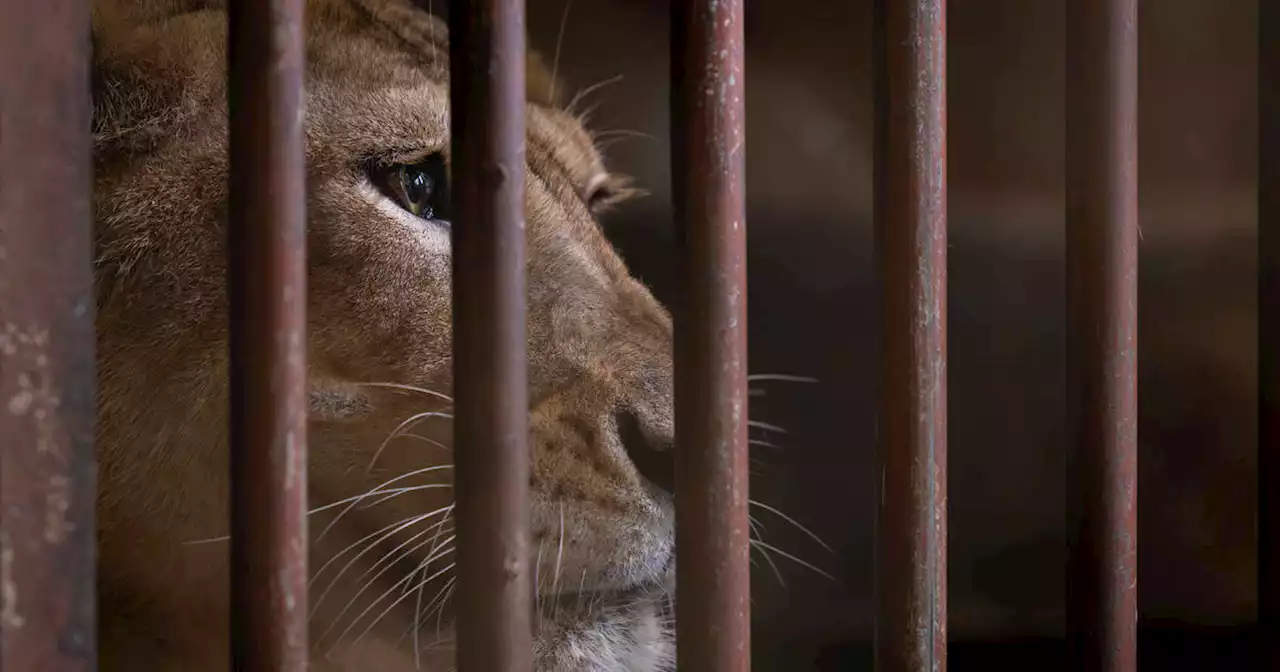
(534, 552, 675, 625)
(533, 582, 671, 633)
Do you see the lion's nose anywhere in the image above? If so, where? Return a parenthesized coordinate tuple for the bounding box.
(615, 408, 674, 494)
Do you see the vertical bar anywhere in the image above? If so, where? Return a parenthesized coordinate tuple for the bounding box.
(226, 0, 309, 668)
(0, 0, 96, 669)
(670, 0, 750, 670)
(1260, 0, 1279, 667)
(872, 0, 948, 670)
(1065, 0, 1138, 670)
(448, 1, 533, 670)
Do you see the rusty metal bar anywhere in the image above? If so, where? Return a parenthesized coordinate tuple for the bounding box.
(226, 0, 309, 668)
(448, 1, 533, 669)
(871, 0, 948, 670)
(1261, 0, 1279, 667)
(1065, 0, 1138, 670)
(670, 1, 750, 670)
(0, 0, 97, 669)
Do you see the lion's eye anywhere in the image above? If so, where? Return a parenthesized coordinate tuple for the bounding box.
(379, 153, 451, 223)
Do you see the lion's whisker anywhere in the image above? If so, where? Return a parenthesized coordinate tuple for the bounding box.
(312, 483, 451, 516)
(398, 573, 455, 645)
(433, 581, 456, 643)
(746, 373, 819, 384)
(595, 128, 658, 151)
(593, 128, 656, 141)
(400, 574, 455, 656)
(566, 73, 624, 116)
(181, 535, 229, 546)
(400, 432, 450, 451)
(535, 537, 546, 598)
(323, 537, 454, 647)
(311, 511, 436, 591)
(339, 534, 456, 641)
(413, 637, 456, 668)
(749, 499, 834, 553)
(750, 539, 835, 582)
(574, 99, 606, 127)
(356, 483, 452, 511)
(328, 553, 455, 653)
(748, 420, 788, 434)
(551, 501, 565, 621)
(548, 0, 575, 104)
(417, 575, 456, 625)
(353, 381, 454, 403)
(597, 135, 649, 151)
(748, 515, 785, 587)
(342, 533, 454, 630)
(310, 507, 449, 618)
(412, 553, 428, 668)
(350, 529, 456, 611)
(366, 410, 455, 473)
(575, 567, 589, 617)
(316, 464, 454, 542)
(421, 505, 455, 571)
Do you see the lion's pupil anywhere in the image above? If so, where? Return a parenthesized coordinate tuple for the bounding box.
(402, 166, 434, 218)
(382, 153, 450, 223)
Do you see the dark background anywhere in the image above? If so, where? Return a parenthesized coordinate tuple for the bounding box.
(520, 1, 1258, 667)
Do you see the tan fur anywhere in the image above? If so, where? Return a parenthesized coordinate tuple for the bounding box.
(92, 1, 676, 669)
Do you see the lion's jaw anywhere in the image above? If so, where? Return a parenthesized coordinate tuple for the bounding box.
(93, 1, 675, 669)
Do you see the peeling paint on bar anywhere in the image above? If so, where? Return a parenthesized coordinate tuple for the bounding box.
(0, 0, 97, 669)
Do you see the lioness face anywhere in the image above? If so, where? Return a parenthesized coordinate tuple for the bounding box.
(94, 1, 674, 669)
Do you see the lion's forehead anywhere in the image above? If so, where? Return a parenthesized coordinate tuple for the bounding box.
(96, 1, 607, 188)
(299, 12, 605, 184)
(306, 86, 604, 204)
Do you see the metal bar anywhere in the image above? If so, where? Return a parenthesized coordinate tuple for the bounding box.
(871, 0, 948, 670)
(0, 0, 97, 669)
(226, 0, 309, 668)
(1260, 0, 1279, 667)
(670, 1, 750, 670)
(448, 1, 533, 669)
(1065, 0, 1138, 670)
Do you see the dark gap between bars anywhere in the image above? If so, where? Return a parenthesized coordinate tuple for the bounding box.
(1260, 0, 1279, 669)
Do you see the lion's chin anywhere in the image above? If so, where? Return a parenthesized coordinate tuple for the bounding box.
(326, 584, 674, 671)
(532, 588, 674, 672)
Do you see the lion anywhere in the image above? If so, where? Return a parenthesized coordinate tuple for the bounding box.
(92, 0, 679, 669)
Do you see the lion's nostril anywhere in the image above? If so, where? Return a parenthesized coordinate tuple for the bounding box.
(615, 409, 674, 494)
